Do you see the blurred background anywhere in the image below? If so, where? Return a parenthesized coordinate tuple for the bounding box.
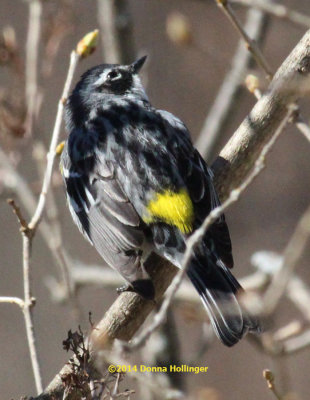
(1, 0, 310, 399)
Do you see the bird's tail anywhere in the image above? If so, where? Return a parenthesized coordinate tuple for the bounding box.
(187, 257, 260, 346)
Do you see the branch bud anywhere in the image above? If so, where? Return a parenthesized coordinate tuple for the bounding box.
(76, 29, 99, 58)
(56, 141, 65, 156)
(245, 74, 260, 93)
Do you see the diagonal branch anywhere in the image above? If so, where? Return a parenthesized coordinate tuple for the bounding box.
(123, 104, 294, 352)
(28, 50, 79, 231)
(231, 0, 310, 29)
(33, 28, 310, 400)
(195, 5, 270, 160)
(215, 0, 310, 149)
(216, 0, 273, 78)
(213, 29, 310, 198)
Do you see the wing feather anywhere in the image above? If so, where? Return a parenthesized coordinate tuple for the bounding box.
(61, 140, 144, 273)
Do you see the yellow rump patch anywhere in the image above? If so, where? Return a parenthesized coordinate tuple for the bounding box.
(144, 189, 194, 234)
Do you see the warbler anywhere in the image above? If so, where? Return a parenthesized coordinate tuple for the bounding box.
(61, 56, 260, 346)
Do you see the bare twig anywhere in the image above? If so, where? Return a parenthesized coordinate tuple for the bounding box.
(28, 50, 79, 230)
(0, 296, 25, 308)
(213, 29, 310, 197)
(252, 250, 310, 322)
(7, 198, 28, 230)
(0, 146, 76, 299)
(21, 32, 99, 390)
(231, 0, 310, 29)
(97, 0, 120, 63)
(22, 232, 43, 393)
(263, 369, 282, 400)
(32, 142, 78, 313)
(246, 251, 310, 358)
(281, 329, 310, 354)
(29, 28, 99, 230)
(195, 6, 269, 160)
(46, 262, 268, 308)
(295, 116, 310, 142)
(1, 31, 99, 396)
(7, 197, 43, 393)
(263, 204, 310, 314)
(215, 0, 273, 79)
(25, 0, 42, 137)
(286, 277, 310, 323)
(217, 0, 310, 148)
(97, 0, 135, 64)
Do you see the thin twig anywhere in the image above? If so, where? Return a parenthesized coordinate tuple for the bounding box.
(217, 0, 310, 146)
(263, 369, 283, 400)
(231, 0, 310, 29)
(295, 116, 310, 142)
(0, 146, 77, 300)
(97, 0, 135, 64)
(195, 6, 269, 160)
(28, 50, 79, 231)
(213, 31, 310, 197)
(46, 262, 268, 307)
(97, 0, 120, 63)
(286, 277, 310, 323)
(6, 196, 43, 393)
(251, 251, 310, 321)
(282, 329, 310, 354)
(2, 33, 98, 395)
(216, 0, 273, 79)
(262, 203, 310, 314)
(25, 0, 42, 137)
(7, 198, 29, 230)
(22, 232, 43, 393)
(0, 296, 25, 308)
(124, 105, 294, 352)
(32, 142, 80, 316)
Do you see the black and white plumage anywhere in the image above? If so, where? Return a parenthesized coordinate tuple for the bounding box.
(61, 56, 260, 346)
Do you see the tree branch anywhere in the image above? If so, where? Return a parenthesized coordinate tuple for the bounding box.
(25, 0, 42, 137)
(231, 0, 310, 29)
(97, 0, 135, 64)
(215, 0, 273, 79)
(195, 5, 270, 160)
(213, 29, 310, 198)
(33, 29, 310, 400)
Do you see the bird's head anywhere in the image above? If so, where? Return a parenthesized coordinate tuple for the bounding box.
(66, 56, 148, 129)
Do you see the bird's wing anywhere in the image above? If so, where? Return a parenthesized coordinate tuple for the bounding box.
(157, 110, 234, 269)
(60, 134, 145, 283)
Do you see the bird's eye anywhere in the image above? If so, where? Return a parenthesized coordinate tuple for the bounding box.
(107, 70, 121, 81)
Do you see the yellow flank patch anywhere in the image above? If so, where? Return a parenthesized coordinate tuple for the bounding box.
(144, 189, 194, 234)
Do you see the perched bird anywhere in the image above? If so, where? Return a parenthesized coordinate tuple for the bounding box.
(61, 56, 260, 346)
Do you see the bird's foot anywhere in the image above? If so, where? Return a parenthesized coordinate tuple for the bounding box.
(116, 283, 135, 295)
(116, 279, 156, 303)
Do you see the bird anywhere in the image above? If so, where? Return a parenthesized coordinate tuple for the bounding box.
(61, 55, 260, 346)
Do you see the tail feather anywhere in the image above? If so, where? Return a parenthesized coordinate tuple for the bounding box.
(187, 258, 260, 347)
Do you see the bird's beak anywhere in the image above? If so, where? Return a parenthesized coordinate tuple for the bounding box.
(130, 55, 147, 74)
